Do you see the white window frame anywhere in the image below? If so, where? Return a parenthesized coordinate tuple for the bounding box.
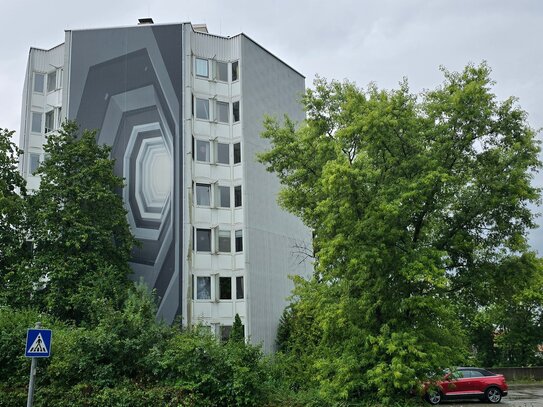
(195, 276, 212, 300)
(195, 58, 209, 78)
(232, 60, 239, 82)
(45, 110, 55, 134)
(235, 229, 243, 252)
(232, 100, 240, 123)
(219, 325, 232, 342)
(33, 73, 45, 94)
(233, 142, 241, 164)
(195, 183, 211, 207)
(47, 70, 57, 93)
(31, 112, 42, 134)
(215, 142, 230, 165)
(215, 101, 229, 124)
(215, 184, 231, 208)
(195, 139, 210, 162)
(195, 97, 210, 120)
(195, 228, 212, 252)
(217, 229, 232, 254)
(56, 107, 63, 129)
(28, 153, 41, 175)
(218, 276, 233, 300)
(236, 276, 244, 300)
(214, 60, 229, 82)
(234, 185, 242, 208)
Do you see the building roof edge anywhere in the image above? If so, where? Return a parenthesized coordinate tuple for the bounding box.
(239, 33, 305, 79)
(29, 43, 65, 53)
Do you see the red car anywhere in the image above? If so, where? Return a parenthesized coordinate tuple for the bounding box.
(425, 367, 508, 404)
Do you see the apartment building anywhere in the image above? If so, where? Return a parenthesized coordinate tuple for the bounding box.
(18, 21, 311, 351)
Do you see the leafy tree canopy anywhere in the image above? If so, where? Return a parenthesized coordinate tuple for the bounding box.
(230, 313, 245, 344)
(259, 63, 541, 402)
(0, 128, 29, 307)
(0, 284, 268, 407)
(26, 121, 136, 324)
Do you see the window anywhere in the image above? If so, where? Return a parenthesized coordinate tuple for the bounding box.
(232, 61, 239, 81)
(31, 112, 42, 133)
(195, 58, 209, 78)
(235, 230, 243, 252)
(28, 153, 40, 174)
(45, 110, 54, 133)
(196, 276, 211, 299)
(219, 277, 232, 300)
(233, 101, 240, 123)
(233, 143, 241, 164)
(220, 325, 232, 342)
(218, 230, 231, 253)
(451, 371, 465, 378)
(196, 140, 210, 162)
(57, 107, 63, 128)
(234, 185, 242, 207)
(217, 143, 229, 164)
(47, 71, 56, 92)
(195, 98, 209, 120)
(196, 228, 211, 252)
(24, 240, 34, 256)
(216, 61, 228, 82)
(466, 370, 484, 378)
(33, 73, 44, 93)
(195, 183, 211, 206)
(236, 276, 244, 299)
(218, 185, 230, 208)
(216, 101, 229, 123)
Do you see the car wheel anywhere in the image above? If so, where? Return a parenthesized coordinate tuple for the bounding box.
(425, 390, 441, 405)
(485, 386, 502, 404)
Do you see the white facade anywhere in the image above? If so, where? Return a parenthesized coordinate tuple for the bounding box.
(19, 22, 312, 352)
(19, 44, 65, 191)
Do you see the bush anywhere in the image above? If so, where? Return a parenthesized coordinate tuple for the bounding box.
(0, 284, 269, 406)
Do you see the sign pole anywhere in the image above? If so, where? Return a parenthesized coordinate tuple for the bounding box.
(26, 322, 41, 407)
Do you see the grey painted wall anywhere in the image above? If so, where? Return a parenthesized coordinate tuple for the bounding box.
(241, 36, 312, 352)
(65, 24, 183, 322)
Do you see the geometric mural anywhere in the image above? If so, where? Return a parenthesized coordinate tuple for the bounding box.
(69, 25, 182, 322)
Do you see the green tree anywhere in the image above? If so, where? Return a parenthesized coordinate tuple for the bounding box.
(0, 128, 31, 308)
(230, 313, 245, 343)
(26, 121, 136, 324)
(259, 63, 541, 402)
(467, 253, 543, 366)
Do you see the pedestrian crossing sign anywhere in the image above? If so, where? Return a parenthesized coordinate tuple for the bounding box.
(25, 329, 52, 357)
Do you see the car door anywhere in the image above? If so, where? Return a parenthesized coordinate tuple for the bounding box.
(442, 370, 474, 396)
(464, 369, 486, 395)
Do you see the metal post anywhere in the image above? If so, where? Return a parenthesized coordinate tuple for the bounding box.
(26, 322, 41, 407)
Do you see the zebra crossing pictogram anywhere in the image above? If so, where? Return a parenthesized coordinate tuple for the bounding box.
(25, 329, 52, 357)
(28, 333, 48, 353)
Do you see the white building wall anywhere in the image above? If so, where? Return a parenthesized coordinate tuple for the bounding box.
(19, 45, 65, 191)
(185, 27, 248, 338)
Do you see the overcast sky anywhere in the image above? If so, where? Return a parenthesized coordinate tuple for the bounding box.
(1, 0, 542, 248)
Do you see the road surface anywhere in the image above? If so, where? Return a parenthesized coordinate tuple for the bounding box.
(440, 384, 543, 406)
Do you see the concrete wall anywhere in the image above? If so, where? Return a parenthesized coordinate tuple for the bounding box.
(488, 367, 543, 381)
(241, 36, 312, 352)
